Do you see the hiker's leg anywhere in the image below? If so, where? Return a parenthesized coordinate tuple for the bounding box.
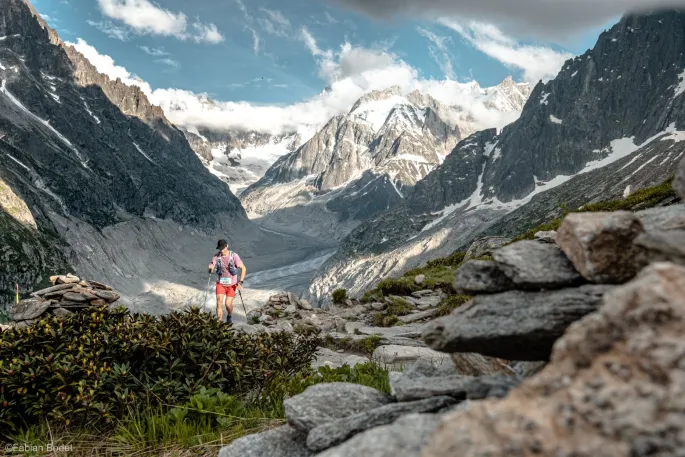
(225, 296, 235, 319)
(216, 293, 226, 321)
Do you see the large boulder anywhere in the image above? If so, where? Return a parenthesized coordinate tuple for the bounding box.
(315, 413, 442, 457)
(423, 262, 685, 457)
(306, 396, 456, 451)
(284, 383, 392, 432)
(492, 240, 583, 289)
(556, 211, 646, 283)
(218, 425, 312, 457)
(423, 285, 612, 361)
(453, 260, 514, 294)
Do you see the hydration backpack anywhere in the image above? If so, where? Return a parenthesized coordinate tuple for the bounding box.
(215, 251, 239, 276)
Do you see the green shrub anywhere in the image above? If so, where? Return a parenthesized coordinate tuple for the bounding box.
(322, 335, 382, 356)
(386, 297, 413, 316)
(371, 313, 399, 327)
(436, 295, 472, 317)
(0, 306, 321, 435)
(376, 277, 418, 296)
(332, 289, 348, 304)
(512, 177, 676, 242)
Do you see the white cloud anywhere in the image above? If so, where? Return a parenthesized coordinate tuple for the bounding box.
(417, 27, 455, 80)
(87, 20, 131, 41)
(246, 26, 261, 54)
(69, 35, 536, 142)
(300, 28, 332, 59)
(139, 45, 169, 56)
(259, 8, 291, 36)
(326, 0, 685, 39)
(441, 20, 573, 82)
(155, 58, 180, 68)
(96, 0, 224, 43)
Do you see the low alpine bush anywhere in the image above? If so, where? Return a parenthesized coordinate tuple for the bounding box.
(0, 306, 321, 435)
(332, 288, 348, 303)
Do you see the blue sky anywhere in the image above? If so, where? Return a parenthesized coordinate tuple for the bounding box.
(30, 0, 627, 135)
(33, 0, 608, 104)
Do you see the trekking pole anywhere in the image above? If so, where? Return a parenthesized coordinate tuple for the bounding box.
(238, 289, 248, 319)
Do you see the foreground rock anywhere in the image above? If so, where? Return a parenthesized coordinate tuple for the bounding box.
(423, 285, 612, 361)
(389, 359, 519, 402)
(316, 413, 442, 457)
(218, 425, 312, 457)
(556, 211, 646, 283)
(423, 262, 685, 457)
(306, 396, 456, 451)
(452, 260, 514, 294)
(492, 240, 583, 289)
(633, 229, 685, 266)
(284, 383, 393, 432)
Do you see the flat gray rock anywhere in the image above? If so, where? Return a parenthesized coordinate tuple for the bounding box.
(284, 382, 392, 432)
(465, 236, 511, 260)
(637, 203, 685, 232)
(315, 413, 442, 457)
(355, 324, 425, 338)
(492, 240, 583, 289)
(634, 229, 685, 267)
(30, 283, 76, 297)
(12, 298, 52, 321)
(389, 359, 520, 402)
(218, 425, 312, 457)
(453, 260, 515, 294)
(423, 285, 612, 361)
(307, 396, 456, 451)
(399, 308, 438, 323)
(372, 345, 451, 367)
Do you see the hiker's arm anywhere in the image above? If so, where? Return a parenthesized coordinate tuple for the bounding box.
(239, 264, 247, 284)
(208, 254, 218, 273)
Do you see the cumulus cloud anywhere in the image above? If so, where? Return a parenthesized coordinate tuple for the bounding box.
(417, 27, 455, 80)
(68, 35, 535, 140)
(96, 0, 224, 43)
(441, 20, 572, 82)
(325, 0, 685, 39)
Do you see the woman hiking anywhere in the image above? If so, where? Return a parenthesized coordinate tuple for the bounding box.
(208, 239, 246, 324)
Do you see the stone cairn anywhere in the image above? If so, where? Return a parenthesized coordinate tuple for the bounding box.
(9, 274, 121, 328)
(219, 181, 685, 457)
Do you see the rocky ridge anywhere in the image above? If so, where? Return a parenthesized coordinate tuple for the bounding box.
(307, 11, 685, 305)
(240, 81, 530, 240)
(218, 178, 685, 457)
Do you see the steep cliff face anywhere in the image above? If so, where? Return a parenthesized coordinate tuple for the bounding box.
(0, 0, 254, 310)
(307, 11, 685, 304)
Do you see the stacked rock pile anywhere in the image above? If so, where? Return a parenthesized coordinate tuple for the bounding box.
(219, 198, 685, 456)
(10, 274, 121, 328)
